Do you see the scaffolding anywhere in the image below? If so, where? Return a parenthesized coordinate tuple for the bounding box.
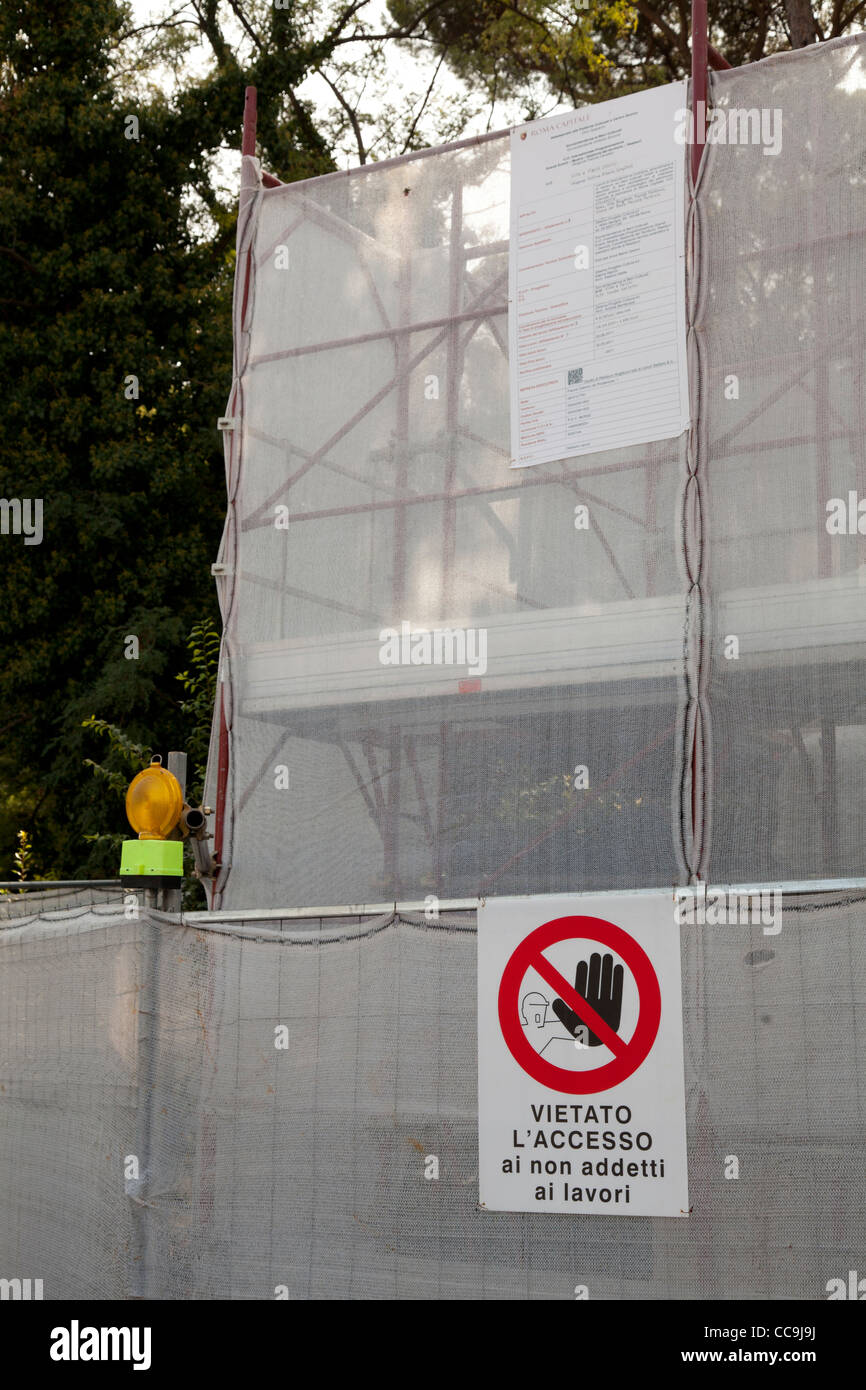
(206, 27, 866, 913)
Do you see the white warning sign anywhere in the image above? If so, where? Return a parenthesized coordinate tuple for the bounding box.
(477, 894, 689, 1216)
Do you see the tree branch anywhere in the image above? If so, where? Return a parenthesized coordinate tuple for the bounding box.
(634, 0, 689, 66)
(190, 0, 233, 67)
(0, 246, 37, 274)
(400, 49, 446, 153)
(749, 1, 771, 63)
(836, 0, 866, 34)
(328, 0, 458, 48)
(321, 0, 372, 50)
(225, 0, 264, 51)
(783, 0, 819, 47)
(316, 67, 368, 164)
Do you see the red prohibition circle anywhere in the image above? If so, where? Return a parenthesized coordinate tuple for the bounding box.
(498, 915, 661, 1094)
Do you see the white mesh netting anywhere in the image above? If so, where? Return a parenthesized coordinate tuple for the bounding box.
(207, 125, 690, 911)
(207, 33, 866, 913)
(1, 889, 864, 1298)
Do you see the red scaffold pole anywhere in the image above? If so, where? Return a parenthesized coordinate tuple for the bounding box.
(691, 0, 708, 185)
(243, 83, 282, 185)
(213, 88, 259, 901)
(242, 84, 257, 156)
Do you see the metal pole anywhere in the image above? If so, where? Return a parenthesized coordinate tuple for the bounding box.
(161, 751, 187, 915)
(128, 750, 186, 1293)
(129, 884, 160, 1293)
(0, 878, 124, 890)
(189, 822, 214, 881)
(213, 685, 229, 901)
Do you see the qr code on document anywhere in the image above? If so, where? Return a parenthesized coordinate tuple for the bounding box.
(567, 367, 583, 385)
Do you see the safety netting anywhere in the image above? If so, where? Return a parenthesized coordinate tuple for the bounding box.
(206, 33, 866, 914)
(1, 887, 864, 1299)
(698, 40, 866, 884)
(2, 33, 866, 1301)
(207, 119, 690, 911)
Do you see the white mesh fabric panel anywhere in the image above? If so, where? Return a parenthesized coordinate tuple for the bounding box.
(2, 893, 865, 1299)
(698, 36, 866, 881)
(0, 905, 145, 1298)
(209, 136, 691, 911)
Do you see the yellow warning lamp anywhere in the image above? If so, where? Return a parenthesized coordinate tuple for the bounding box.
(119, 756, 184, 879)
(126, 757, 183, 839)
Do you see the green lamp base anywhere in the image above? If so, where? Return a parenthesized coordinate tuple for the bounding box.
(120, 838, 183, 877)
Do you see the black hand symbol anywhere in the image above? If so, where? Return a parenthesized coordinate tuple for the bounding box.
(552, 952, 624, 1047)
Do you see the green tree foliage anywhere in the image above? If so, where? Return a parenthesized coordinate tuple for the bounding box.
(0, 0, 354, 879)
(0, 1, 229, 876)
(78, 715, 152, 866)
(175, 616, 220, 806)
(388, 0, 637, 113)
(386, 1, 866, 114)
